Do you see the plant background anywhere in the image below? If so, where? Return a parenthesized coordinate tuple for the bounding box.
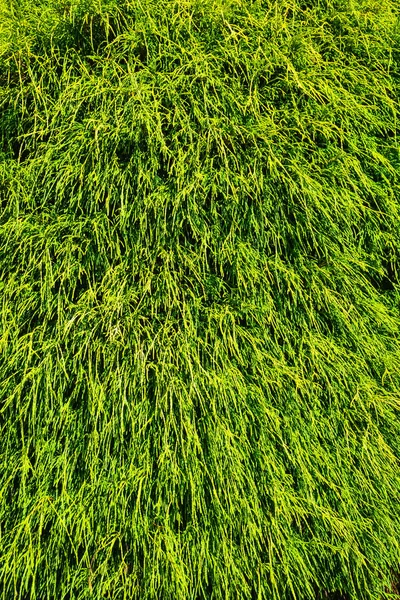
(0, 0, 400, 598)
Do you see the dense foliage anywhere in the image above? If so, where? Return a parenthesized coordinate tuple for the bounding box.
(1, 0, 400, 598)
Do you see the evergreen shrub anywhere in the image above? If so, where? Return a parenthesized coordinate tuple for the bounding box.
(1, 0, 400, 598)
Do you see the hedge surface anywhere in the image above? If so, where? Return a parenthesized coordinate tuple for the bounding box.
(1, 0, 400, 598)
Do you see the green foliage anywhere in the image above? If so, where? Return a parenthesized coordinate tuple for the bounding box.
(1, 0, 400, 598)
